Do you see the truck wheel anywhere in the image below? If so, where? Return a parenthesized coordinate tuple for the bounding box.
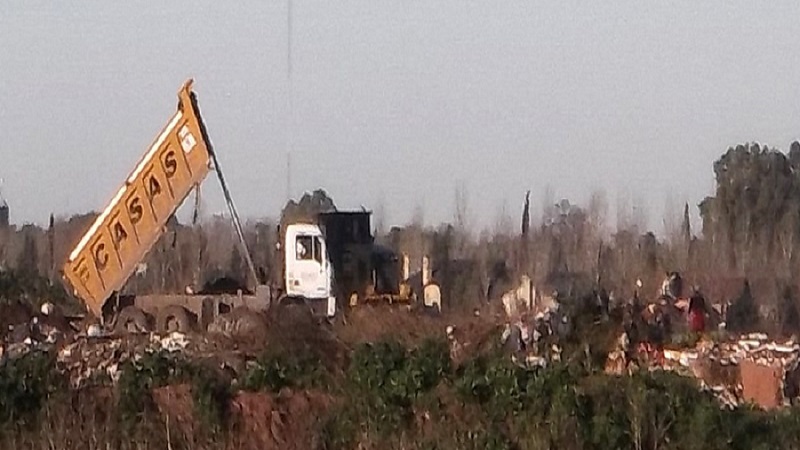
(115, 306, 151, 334)
(157, 305, 195, 333)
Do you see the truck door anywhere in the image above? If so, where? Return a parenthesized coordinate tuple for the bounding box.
(286, 233, 329, 300)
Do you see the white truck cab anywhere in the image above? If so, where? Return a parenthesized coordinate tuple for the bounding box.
(283, 223, 336, 317)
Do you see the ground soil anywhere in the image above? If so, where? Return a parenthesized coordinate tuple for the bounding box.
(139, 304, 505, 449)
(153, 384, 332, 450)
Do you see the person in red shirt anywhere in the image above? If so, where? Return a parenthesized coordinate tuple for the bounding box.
(688, 288, 707, 333)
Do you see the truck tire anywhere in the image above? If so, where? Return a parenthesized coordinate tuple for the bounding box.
(157, 305, 195, 333)
(115, 306, 151, 334)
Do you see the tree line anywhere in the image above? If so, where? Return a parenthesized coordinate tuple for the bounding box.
(2, 142, 800, 330)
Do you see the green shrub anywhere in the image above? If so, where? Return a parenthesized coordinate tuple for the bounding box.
(117, 351, 186, 425)
(190, 369, 231, 431)
(406, 338, 452, 395)
(456, 427, 515, 450)
(418, 426, 516, 450)
(239, 350, 326, 392)
(455, 353, 577, 422)
(581, 376, 631, 449)
(0, 337, 799, 449)
(318, 404, 359, 450)
(456, 355, 527, 418)
(346, 338, 451, 436)
(348, 339, 414, 434)
(0, 350, 64, 427)
(117, 351, 231, 430)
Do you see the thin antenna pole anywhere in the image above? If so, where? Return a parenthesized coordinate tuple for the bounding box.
(287, 152, 292, 201)
(287, 0, 293, 80)
(286, 0, 294, 202)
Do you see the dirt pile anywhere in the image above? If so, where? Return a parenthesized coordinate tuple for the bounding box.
(231, 389, 332, 450)
(337, 304, 503, 349)
(151, 385, 332, 450)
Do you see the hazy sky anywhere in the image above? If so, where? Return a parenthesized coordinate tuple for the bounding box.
(2, 1, 800, 233)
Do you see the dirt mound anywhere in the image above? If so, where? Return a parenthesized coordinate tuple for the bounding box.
(152, 385, 332, 450)
(451, 305, 508, 346)
(337, 306, 447, 347)
(326, 304, 509, 372)
(260, 304, 345, 369)
(153, 384, 195, 434)
(231, 389, 332, 450)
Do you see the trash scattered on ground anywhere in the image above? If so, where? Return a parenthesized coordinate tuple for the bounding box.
(604, 332, 800, 409)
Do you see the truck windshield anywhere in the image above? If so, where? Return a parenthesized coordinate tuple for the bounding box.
(296, 235, 323, 264)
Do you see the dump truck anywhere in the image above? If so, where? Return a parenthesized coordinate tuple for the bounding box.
(277, 208, 438, 315)
(61, 79, 440, 334)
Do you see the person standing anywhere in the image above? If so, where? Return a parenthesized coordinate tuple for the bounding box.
(688, 287, 707, 333)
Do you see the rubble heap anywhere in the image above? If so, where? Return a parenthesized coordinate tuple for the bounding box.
(1, 325, 255, 389)
(55, 332, 194, 388)
(607, 332, 800, 410)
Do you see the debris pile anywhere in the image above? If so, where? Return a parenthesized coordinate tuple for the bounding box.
(499, 305, 569, 370)
(54, 332, 194, 387)
(1, 300, 76, 360)
(607, 333, 800, 409)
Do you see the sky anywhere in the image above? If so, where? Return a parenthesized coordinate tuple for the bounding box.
(2, 1, 800, 234)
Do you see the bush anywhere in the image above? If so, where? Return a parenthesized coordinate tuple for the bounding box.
(455, 353, 578, 422)
(0, 351, 64, 428)
(117, 351, 230, 430)
(0, 333, 795, 449)
(117, 351, 189, 425)
(406, 338, 452, 394)
(239, 350, 327, 393)
(448, 347, 800, 450)
(346, 338, 451, 436)
(427, 427, 516, 450)
(190, 369, 231, 431)
(348, 339, 414, 434)
(317, 404, 359, 450)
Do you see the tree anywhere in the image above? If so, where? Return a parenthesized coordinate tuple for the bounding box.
(454, 182, 470, 234)
(374, 196, 387, 238)
(779, 285, 800, 336)
(726, 279, 759, 332)
(47, 213, 55, 283)
(228, 245, 246, 284)
(681, 203, 691, 244)
(700, 143, 800, 275)
(520, 191, 531, 273)
(521, 190, 531, 237)
(638, 232, 658, 274)
(17, 227, 38, 275)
